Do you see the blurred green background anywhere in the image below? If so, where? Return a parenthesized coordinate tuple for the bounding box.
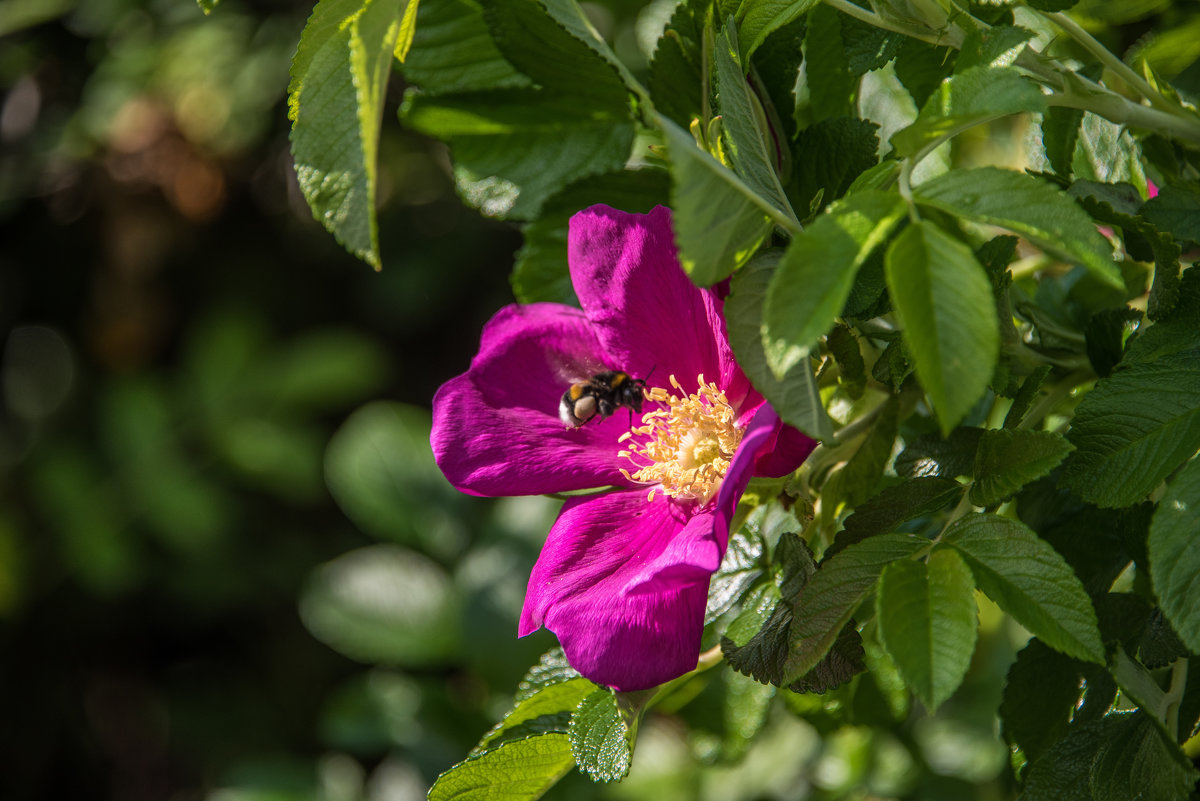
(1, 1, 1164, 799)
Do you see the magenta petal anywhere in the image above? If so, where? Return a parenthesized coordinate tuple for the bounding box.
(519, 490, 720, 690)
(431, 303, 639, 497)
(567, 205, 750, 402)
(714, 406, 783, 543)
(754, 419, 818, 478)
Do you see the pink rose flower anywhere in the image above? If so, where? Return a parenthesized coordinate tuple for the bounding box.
(431, 205, 816, 690)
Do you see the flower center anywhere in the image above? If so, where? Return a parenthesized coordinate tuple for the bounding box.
(618, 374, 743, 506)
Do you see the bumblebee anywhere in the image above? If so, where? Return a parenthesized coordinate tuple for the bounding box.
(559, 370, 647, 428)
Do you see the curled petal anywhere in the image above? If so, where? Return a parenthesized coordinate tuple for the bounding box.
(713, 405, 785, 545)
(568, 205, 752, 405)
(519, 490, 719, 690)
(753, 418, 818, 478)
(431, 303, 639, 497)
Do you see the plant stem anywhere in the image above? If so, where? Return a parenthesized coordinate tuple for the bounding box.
(821, 0, 963, 48)
(1045, 90, 1200, 147)
(1045, 11, 1175, 114)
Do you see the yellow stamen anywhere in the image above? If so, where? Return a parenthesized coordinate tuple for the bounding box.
(619, 373, 743, 506)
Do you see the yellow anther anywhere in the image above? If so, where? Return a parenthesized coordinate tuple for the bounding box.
(619, 374, 743, 506)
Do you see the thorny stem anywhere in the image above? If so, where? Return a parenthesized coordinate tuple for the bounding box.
(1045, 11, 1176, 114)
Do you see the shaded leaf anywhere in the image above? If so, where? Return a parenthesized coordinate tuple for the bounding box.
(1061, 349, 1200, 508)
(943, 514, 1105, 664)
(970, 428, 1075, 507)
(1148, 456, 1200, 655)
(895, 427, 984, 479)
(726, 251, 834, 439)
(913, 167, 1121, 289)
(784, 533, 927, 683)
(885, 220, 999, 434)
(877, 548, 977, 711)
(511, 170, 670, 305)
(764, 190, 905, 378)
(1000, 638, 1081, 763)
(890, 66, 1045, 157)
(657, 113, 774, 286)
(715, 18, 797, 228)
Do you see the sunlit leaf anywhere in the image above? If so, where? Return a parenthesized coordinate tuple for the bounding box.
(289, 0, 410, 267)
(885, 220, 999, 434)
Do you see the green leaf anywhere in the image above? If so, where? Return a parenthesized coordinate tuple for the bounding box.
(802, 3, 856, 122)
(516, 649, 583, 702)
(895, 427, 984, 479)
(394, 0, 419, 61)
(840, 14, 904, 75)
(537, 0, 644, 96)
(402, 0, 531, 93)
(912, 167, 1121, 289)
(1148, 456, 1200, 655)
(427, 733, 577, 801)
(970, 429, 1075, 507)
(954, 24, 1032, 72)
(751, 14, 806, 144)
(877, 548, 977, 712)
(890, 66, 1045, 157)
(763, 190, 906, 378)
(481, 0, 626, 100)
(943, 514, 1105, 664)
(1088, 713, 1200, 801)
(1042, 106, 1084, 177)
(829, 476, 964, 558)
(724, 532, 866, 693)
(893, 38, 956, 109)
(1067, 180, 1180, 321)
(646, 0, 703, 129)
(1061, 349, 1200, 507)
(736, 0, 820, 60)
(789, 117, 880, 216)
(569, 689, 633, 783)
(884, 220, 999, 434)
(511, 170, 670, 305)
(197, 0, 219, 13)
(824, 396, 900, 512)
(1003, 365, 1052, 428)
(706, 513, 768, 623)
(725, 251, 834, 440)
(1124, 268, 1200, 364)
(715, 18, 797, 229)
(999, 638, 1081, 763)
(826, 323, 866, 399)
(1140, 184, 1200, 245)
(403, 88, 633, 220)
(298, 544, 461, 666)
(289, 0, 410, 267)
(724, 533, 815, 682)
(477, 675, 595, 753)
(656, 113, 774, 285)
(1084, 307, 1143, 378)
(784, 533, 927, 683)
